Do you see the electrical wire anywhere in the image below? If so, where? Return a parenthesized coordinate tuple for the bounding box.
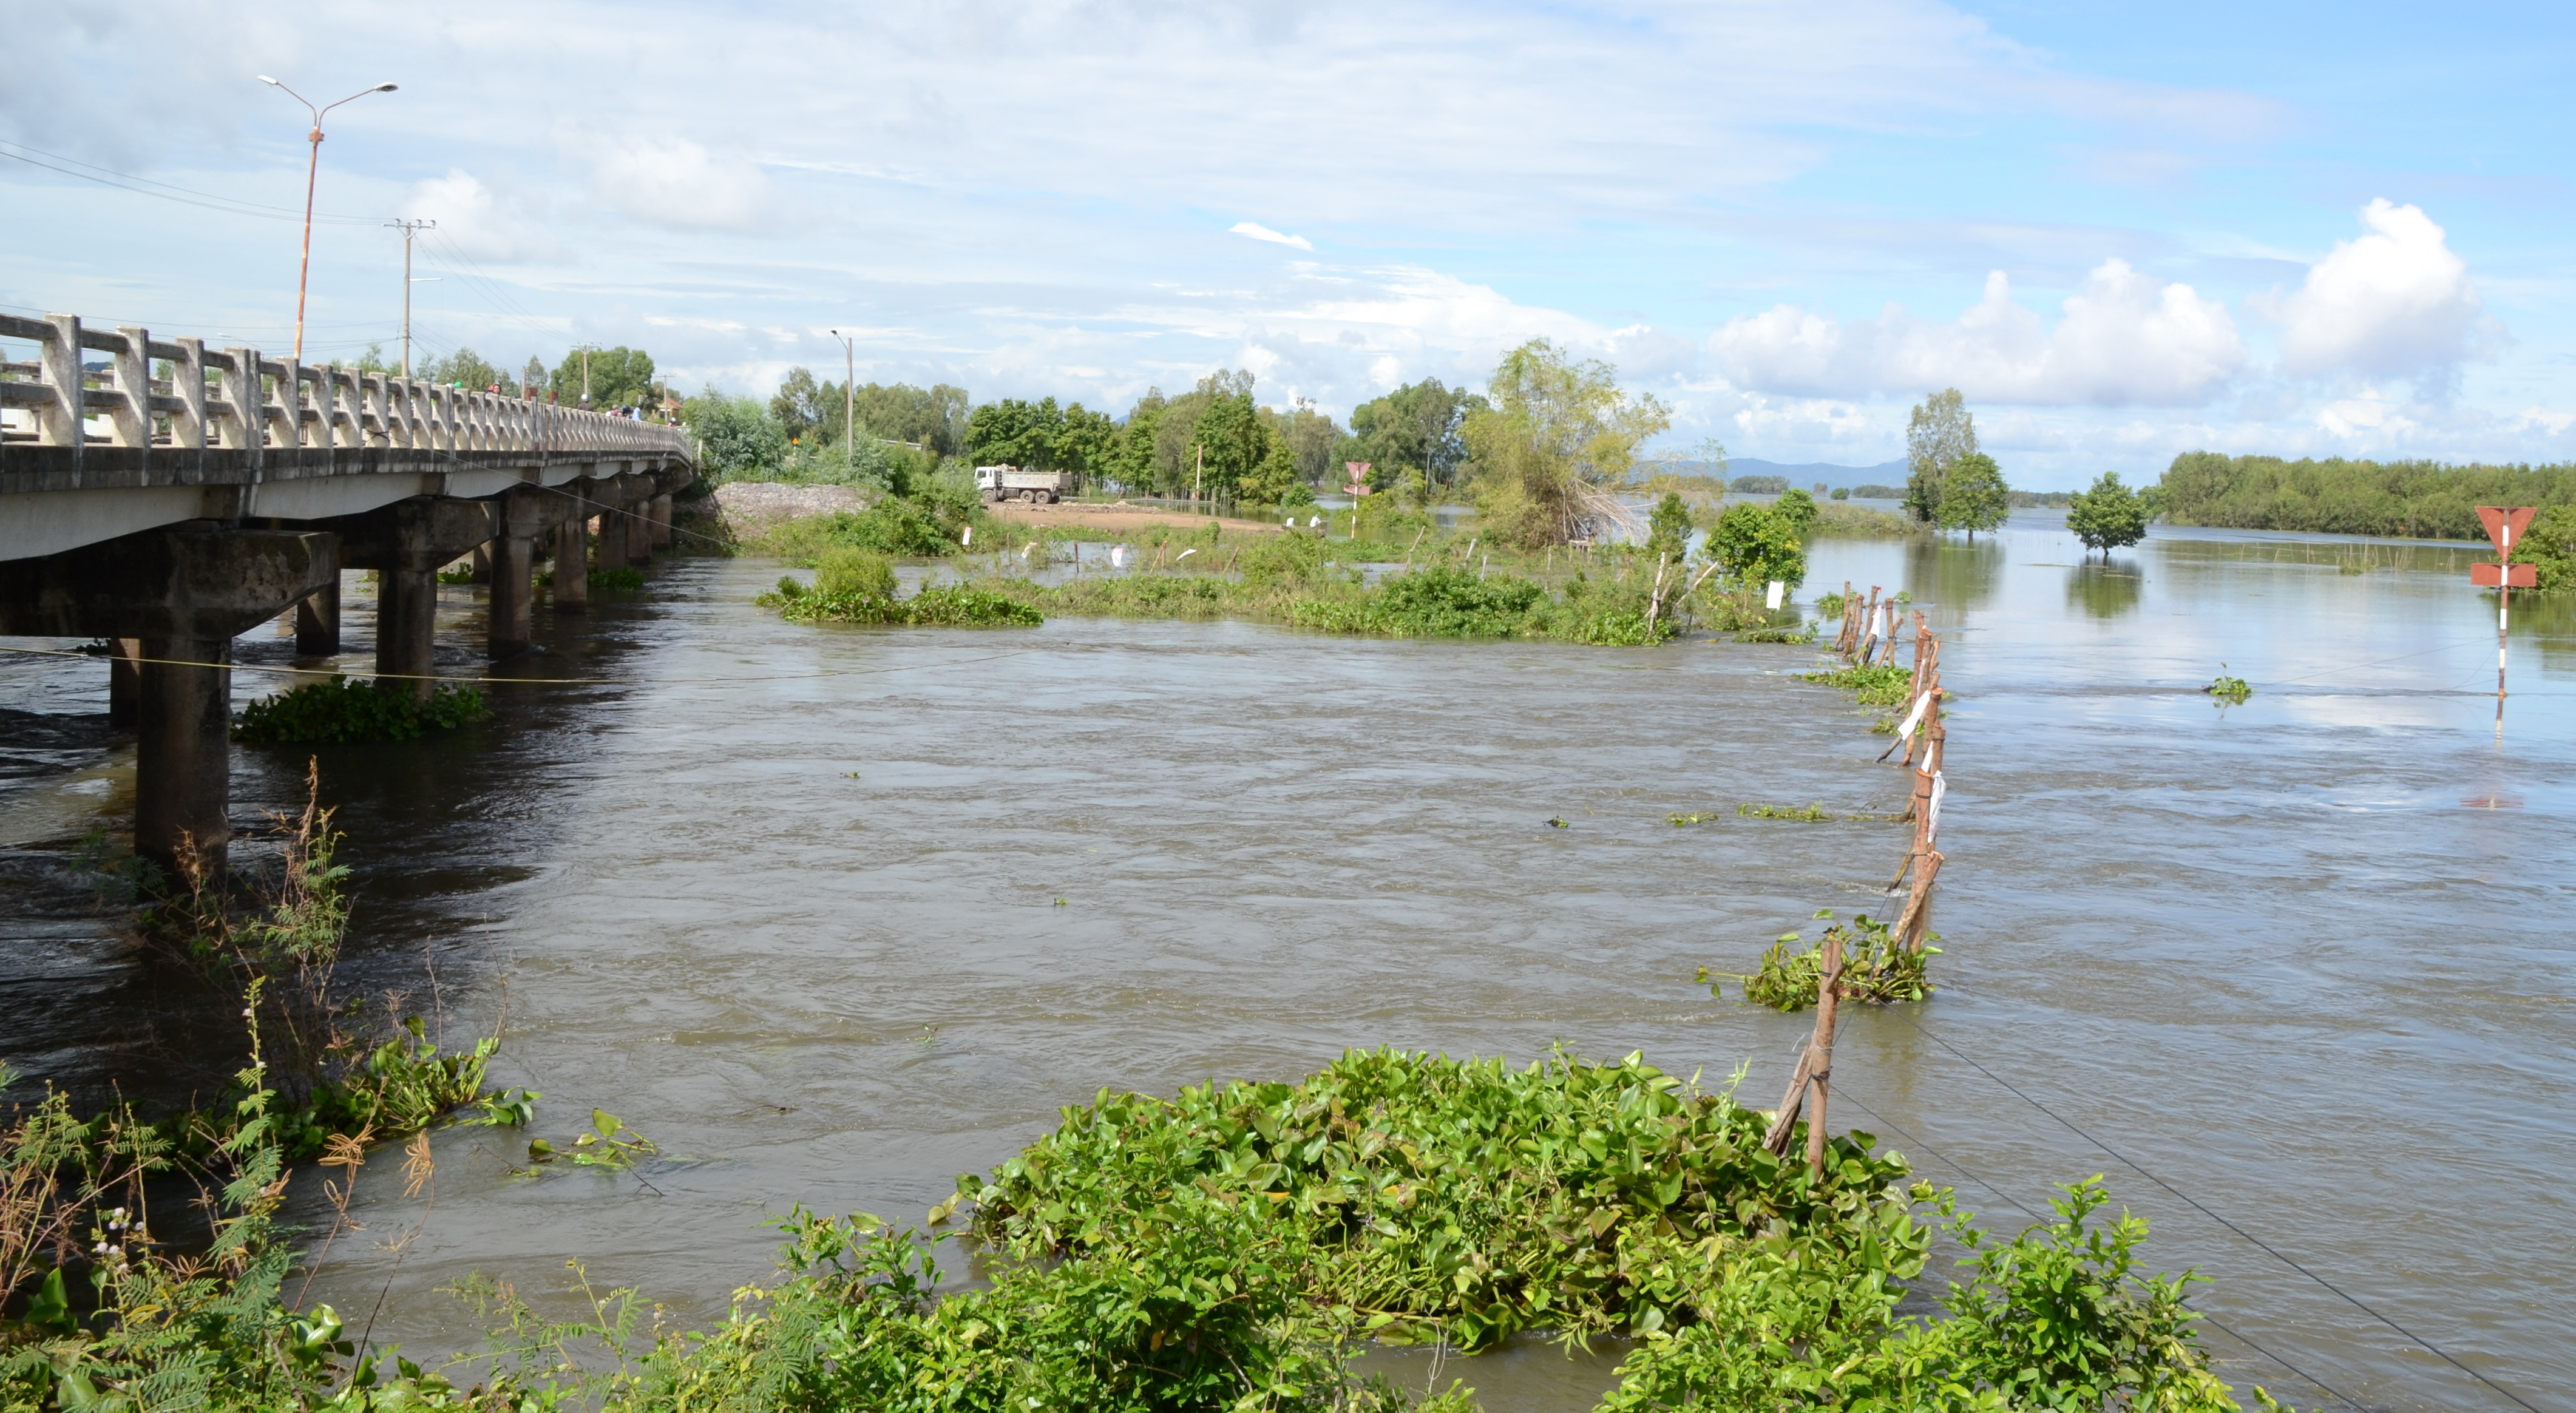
(1882, 1008, 2542, 1413)
(1825, 1082, 2369, 1412)
(0, 641, 1037, 689)
(0, 138, 382, 225)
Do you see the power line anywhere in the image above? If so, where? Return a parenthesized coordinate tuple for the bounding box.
(0, 138, 381, 225)
(1826, 1080, 2368, 1413)
(1884, 1008, 2541, 1413)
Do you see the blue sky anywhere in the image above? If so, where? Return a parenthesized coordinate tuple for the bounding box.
(7, 0, 2571, 486)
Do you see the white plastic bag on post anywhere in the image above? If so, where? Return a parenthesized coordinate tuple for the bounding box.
(1894, 689, 1931, 742)
(1765, 579, 1786, 611)
(1925, 771, 1947, 844)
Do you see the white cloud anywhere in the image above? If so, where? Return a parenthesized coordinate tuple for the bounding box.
(403, 169, 552, 262)
(1709, 259, 2243, 406)
(587, 138, 775, 231)
(1230, 222, 1312, 251)
(2269, 199, 2500, 382)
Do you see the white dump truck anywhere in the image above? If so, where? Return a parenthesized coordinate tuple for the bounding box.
(975, 464, 1075, 504)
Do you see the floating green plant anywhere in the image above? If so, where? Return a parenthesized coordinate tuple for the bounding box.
(234, 677, 487, 745)
(2205, 667, 2253, 703)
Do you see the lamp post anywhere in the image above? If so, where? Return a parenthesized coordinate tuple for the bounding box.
(259, 76, 398, 364)
(828, 329, 856, 473)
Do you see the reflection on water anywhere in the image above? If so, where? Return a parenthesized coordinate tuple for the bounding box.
(2, 515, 2572, 1413)
(1902, 535, 2005, 618)
(2063, 564, 2143, 620)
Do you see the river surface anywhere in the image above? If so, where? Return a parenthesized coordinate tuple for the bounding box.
(3, 513, 2572, 1413)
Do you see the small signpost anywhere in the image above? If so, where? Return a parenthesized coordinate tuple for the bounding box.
(2474, 506, 2538, 731)
(1344, 461, 1371, 540)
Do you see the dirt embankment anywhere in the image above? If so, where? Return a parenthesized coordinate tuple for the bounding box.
(984, 499, 1289, 535)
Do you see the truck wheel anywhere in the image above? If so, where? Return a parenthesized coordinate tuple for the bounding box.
(1038, 490, 1055, 504)
(1021, 489, 1037, 504)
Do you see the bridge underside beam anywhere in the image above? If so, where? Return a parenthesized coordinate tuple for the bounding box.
(0, 524, 338, 875)
(313, 499, 496, 701)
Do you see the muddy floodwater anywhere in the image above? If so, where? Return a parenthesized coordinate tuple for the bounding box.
(4, 513, 2572, 1412)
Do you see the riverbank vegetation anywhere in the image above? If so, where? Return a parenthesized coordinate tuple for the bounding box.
(234, 677, 488, 745)
(2155, 452, 2576, 542)
(762, 548, 1043, 627)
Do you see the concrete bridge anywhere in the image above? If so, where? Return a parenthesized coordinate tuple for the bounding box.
(0, 310, 696, 875)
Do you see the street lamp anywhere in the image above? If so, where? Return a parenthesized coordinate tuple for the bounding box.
(259, 75, 398, 364)
(828, 329, 856, 473)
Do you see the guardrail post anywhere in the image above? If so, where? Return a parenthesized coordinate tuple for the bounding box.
(39, 315, 83, 467)
(110, 326, 151, 449)
(219, 348, 262, 459)
(108, 325, 151, 445)
(172, 338, 208, 453)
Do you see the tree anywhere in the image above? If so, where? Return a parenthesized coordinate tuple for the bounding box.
(1773, 487, 1818, 537)
(1905, 388, 1978, 525)
(1708, 501, 1806, 589)
(424, 347, 503, 392)
(1644, 492, 1692, 564)
(1236, 432, 1314, 508)
(684, 393, 787, 481)
(770, 367, 822, 441)
(2065, 472, 2149, 561)
(1191, 385, 1270, 499)
(1937, 452, 2011, 541)
(522, 356, 548, 397)
(551, 347, 657, 408)
(1461, 339, 1670, 547)
(1265, 398, 1345, 490)
(1339, 379, 1486, 494)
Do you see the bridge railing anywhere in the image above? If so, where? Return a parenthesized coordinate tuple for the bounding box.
(0, 311, 692, 465)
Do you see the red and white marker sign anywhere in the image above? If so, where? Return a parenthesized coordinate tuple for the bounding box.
(2474, 504, 2540, 729)
(1344, 461, 1372, 497)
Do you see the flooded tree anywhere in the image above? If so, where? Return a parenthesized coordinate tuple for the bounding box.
(1463, 339, 1669, 547)
(1937, 452, 2012, 541)
(2067, 470, 2150, 561)
(1903, 387, 1978, 525)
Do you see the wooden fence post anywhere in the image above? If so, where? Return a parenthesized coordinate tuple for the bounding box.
(1762, 926, 1846, 1173)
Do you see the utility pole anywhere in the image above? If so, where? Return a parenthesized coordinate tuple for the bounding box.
(573, 342, 600, 406)
(1194, 444, 1204, 507)
(260, 76, 398, 363)
(385, 219, 435, 377)
(829, 328, 856, 473)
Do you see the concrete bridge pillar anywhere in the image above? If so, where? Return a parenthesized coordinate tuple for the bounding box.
(294, 579, 341, 656)
(650, 494, 674, 550)
(320, 500, 496, 704)
(595, 483, 632, 573)
(622, 475, 656, 566)
(554, 487, 591, 613)
(487, 486, 561, 659)
(0, 524, 339, 876)
(108, 638, 141, 731)
(137, 634, 233, 878)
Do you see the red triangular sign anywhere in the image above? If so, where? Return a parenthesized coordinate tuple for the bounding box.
(2476, 506, 2537, 555)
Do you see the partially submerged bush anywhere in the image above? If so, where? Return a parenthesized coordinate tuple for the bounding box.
(233, 677, 487, 745)
(764, 575, 1042, 628)
(813, 545, 897, 598)
(963, 1048, 1917, 1351)
(1738, 910, 1936, 1011)
(1802, 662, 1916, 707)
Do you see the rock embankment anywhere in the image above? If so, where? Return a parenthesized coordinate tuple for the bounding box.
(679, 482, 872, 538)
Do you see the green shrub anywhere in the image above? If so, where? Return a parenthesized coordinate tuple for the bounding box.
(813, 546, 897, 598)
(1738, 910, 1936, 1011)
(1802, 662, 1916, 707)
(589, 565, 647, 592)
(233, 677, 487, 744)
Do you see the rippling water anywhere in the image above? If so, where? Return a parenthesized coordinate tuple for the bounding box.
(4, 512, 2571, 1412)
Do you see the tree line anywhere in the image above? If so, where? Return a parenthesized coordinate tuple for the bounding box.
(2152, 452, 2576, 542)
